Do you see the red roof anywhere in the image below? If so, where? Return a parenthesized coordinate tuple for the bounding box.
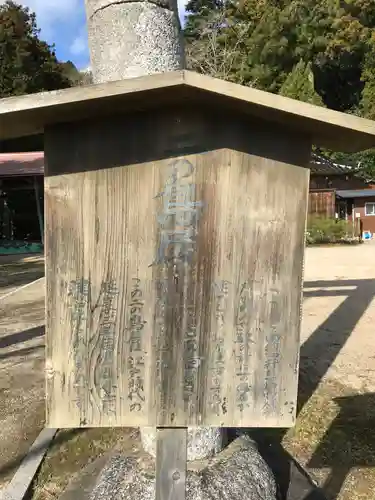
(0, 151, 44, 177)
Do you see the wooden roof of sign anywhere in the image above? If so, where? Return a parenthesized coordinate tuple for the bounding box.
(1, 70, 375, 152)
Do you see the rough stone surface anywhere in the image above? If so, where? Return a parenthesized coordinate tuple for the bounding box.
(86, 1, 184, 82)
(88, 436, 278, 500)
(141, 427, 224, 461)
(85, 0, 175, 19)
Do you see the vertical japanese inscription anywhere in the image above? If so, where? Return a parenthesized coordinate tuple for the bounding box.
(183, 303, 199, 411)
(153, 158, 204, 266)
(234, 282, 253, 412)
(68, 278, 90, 422)
(98, 280, 119, 415)
(263, 288, 282, 414)
(153, 158, 204, 418)
(209, 280, 230, 416)
(127, 278, 146, 412)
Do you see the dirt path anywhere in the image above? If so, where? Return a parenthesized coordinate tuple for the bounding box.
(285, 241, 375, 500)
(0, 270, 45, 489)
(302, 242, 375, 393)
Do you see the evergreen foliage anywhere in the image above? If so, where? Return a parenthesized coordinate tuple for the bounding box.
(185, 0, 375, 178)
(0, 1, 79, 98)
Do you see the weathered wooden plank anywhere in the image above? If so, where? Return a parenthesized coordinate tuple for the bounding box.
(1, 70, 375, 152)
(155, 428, 187, 500)
(45, 112, 310, 428)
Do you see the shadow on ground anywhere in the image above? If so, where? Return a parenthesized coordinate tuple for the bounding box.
(0, 255, 44, 292)
(298, 279, 375, 413)
(242, 278, 375, 500)
(308, 392, 375, 499)
(0, 325, 44, 351)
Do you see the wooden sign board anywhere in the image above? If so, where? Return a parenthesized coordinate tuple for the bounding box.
(1, 70, 374, 500)
(45, 110, 309, 429)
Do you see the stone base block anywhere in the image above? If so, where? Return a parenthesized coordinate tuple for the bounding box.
(88, 436, 277, 500)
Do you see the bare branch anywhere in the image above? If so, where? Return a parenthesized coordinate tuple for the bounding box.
(186, 8, 250, 85)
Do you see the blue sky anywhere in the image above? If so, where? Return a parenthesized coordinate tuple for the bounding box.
(10, 0, 187, 71)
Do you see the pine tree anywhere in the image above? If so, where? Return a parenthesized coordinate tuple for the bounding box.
(185, 0, 374, 104)
(0, 0, 72, 98)
(184, 0, 225, 39)
(184, 0, 375, 180)
(279, 60, 325, 106)
(360, 39, 375, 120)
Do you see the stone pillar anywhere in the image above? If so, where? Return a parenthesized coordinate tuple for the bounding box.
(142, 427, 224, 461)
(84, 0, 225, 462)
(85, 0, 184, 83)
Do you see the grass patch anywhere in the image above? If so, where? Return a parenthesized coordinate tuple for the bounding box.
(30, 427, 136, 500)
(283, 379, 375, 500)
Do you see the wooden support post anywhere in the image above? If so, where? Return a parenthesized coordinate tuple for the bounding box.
(156, 428, 187, 500)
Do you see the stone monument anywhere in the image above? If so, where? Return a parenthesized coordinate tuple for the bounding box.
(85, 0, 184, 82)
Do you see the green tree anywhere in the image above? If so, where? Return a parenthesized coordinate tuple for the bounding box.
(0, 0, 73, 98)
(185, 0, 374, 107)
(279, 60, 325, 106)
(359, 38, 375, 120)
(185, 0, 375, 179)
(60, 61, 93, 87)
(185, 3, 250, 83)
(184, 0, 225, 39)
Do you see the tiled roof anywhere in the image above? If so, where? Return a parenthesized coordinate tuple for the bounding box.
(310, 153, 354, 175)
(0, 151, 44, 177)
(336, 189, 375, 199)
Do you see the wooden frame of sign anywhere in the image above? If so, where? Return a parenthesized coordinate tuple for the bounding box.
(43, 108, 310, 429)
(1, 70, 375, 499)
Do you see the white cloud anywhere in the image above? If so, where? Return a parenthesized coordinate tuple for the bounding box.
(70, 34, 87, 56)
(22, 0, 81, 22)
(2, 0, 84, 38)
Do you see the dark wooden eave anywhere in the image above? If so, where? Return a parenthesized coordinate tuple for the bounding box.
(1, 71, 375, 152)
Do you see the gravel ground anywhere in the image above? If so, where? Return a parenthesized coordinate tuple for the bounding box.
(302, 241, 375, 393)
(0, 256, 45, 490)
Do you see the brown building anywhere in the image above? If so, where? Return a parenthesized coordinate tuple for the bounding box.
(0, 152, 44, 254)
(309, 155, 375, 236)
(1, 151, 374, 253)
